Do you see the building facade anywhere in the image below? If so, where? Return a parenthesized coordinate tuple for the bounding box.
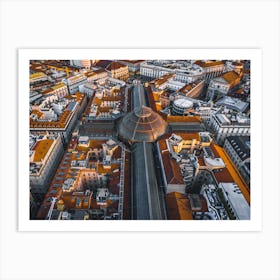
(209, 113, 250, 145)
(140, 63, 175, 78)
(194, 60, 226, 82)
(30, 93, 87, 143)
(224, 136, 250, 186)
(52, 83, 69, 99)
(119, 60, 144, 73)
(30, 133, 64, 203)
(70, 60, 91, 69)
(175, 65, 204, 83)
(207, 71, 241, 100)
(180, 79, 205, 99)
(63, 74, 87, 94)
(106, 62, 129, 81)
(86, 69, 108, 84)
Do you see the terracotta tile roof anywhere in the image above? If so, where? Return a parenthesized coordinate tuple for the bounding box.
(33, 139, 54, 162)
(30, 94, 85, 129)
(30, 110, 66, 128)
(109, 172, 120, 195)
(153, 93, 160, 102)
(107, 200, 119, 214)
(166, 115, 202, 123)
(94, 60, 112, 68)
(90, 198, 99, 209)
(120, 60, 145, 64)
(98, 107, 111, 113)
(36, 134, 125, 219)
(30, 72, 47, 79)
(221, 71, 240, 84)
(155, 103, 162, 111)
(68, 137, 78, 150)
(197, 157, 205, 166)
(232, 62, 243, 66)
(179, 79, 204, 93)
(151, 73, 174, 86)
(53, 83, 66, 90)
(106, 61, 126, 71)
(158, 139, 168, 151)
(162, 132, 201, 141)
(94, 69, 107, 74)
(84, 71, 96, 77)
(161, 153, 184, 185)
(146, 86, 157, 112)
(111, 146, 122, 160)
(179, 84, 192, 93)
(41, 89, 54, 95)
(209, 143, 220, 158)
(157, 90, 170, 97)
(166, 192, 193, 220)
(213, 166, 234, 183)
(86, 69, 107, 77)
(89, 140, 105, 149)
(243, 69, 250, 74)
(73, 92, 84, 102)
(59, 193, 93, 209)
(31, 109, 43, 119)
(210, 144, 250, 204)
(194, 60, 224, 68)
(97, 163, 120, 174)
(30, 63, 43, 71)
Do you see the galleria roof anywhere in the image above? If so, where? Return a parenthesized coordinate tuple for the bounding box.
(118, 105, 167, 142)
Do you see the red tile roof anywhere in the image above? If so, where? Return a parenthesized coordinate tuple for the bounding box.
(166, 115, 202, 123)
(222, 71, 241, 84)
(94, 60, 112, 68)
(93, 69, 107, 75)
(158, 139, 168, 151)
(210, 144, 250, 204)
(109, 172, 121, 195)
(197, 157, 205, 166)
(166, 192, 193, 220)
(161, 153, 184, 185)
(106, 61, 127, 71)
(120, 60, 145, 64)
(194, 60, 224, 68)
(163, 132, 201, 141)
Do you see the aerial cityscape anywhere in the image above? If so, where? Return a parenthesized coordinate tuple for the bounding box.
(29, 59, 251, 220)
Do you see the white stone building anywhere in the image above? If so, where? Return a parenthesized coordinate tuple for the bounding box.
(194, 60, 226, 82)
(29, 133, 64, 202)
(175, 65, 204, 83)
(223, 136, 250, 185)
(70, 60, 91, 69)
(140, 63, 175, 78)
(63, 74, 87, 94)
(52, 83, 69, 99)
(209, 112, 250, 145)
(86, 69, 108, 84)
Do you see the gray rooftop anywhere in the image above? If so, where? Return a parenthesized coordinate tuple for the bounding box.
(118, 106, 167, 142)
(132, 142, 166, 220)
(219, 183, 250, 220)
(118, 83, 167, 142)
(216, 96, 249, 113)
(225, 136, 250, 160)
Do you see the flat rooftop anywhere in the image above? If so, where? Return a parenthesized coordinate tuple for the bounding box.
(219, 183, 250, 220)
(33, 139, 54, 162)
